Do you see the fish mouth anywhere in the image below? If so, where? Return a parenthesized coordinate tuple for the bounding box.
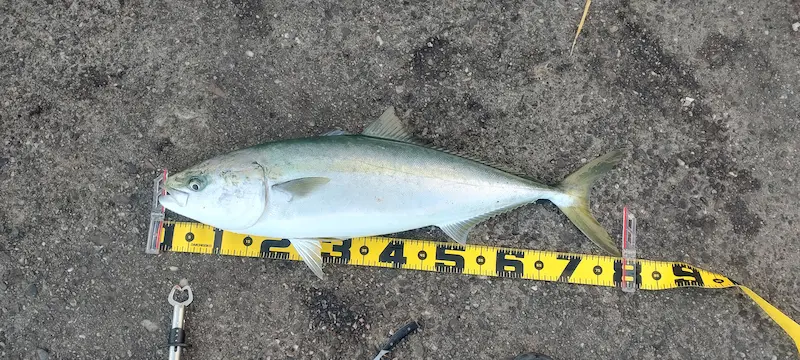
(159, 187, 189, 208)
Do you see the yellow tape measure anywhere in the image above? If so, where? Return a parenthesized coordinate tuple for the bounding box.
(153, 220, 800, 354)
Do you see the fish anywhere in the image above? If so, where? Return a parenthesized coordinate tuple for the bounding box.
(159, 107, 624, 279)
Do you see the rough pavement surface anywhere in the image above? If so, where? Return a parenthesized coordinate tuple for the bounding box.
(1, 0, 799, 359)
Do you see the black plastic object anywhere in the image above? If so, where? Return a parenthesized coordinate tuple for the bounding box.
(379, 320, 420, 352)
(164, 328, 189, 349)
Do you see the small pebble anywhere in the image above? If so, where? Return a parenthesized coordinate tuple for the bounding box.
(609, 25, 618, 33)
(179, 278, 189, 287)
(27, 283, 38, 297)
(169, 266, 179, 272)
(0, 282, 7, 291)
(677, 158, 686, 167)
(69, 299, 77, 307)
(376, 35, 384, 46)
(141, 319, 159, 332)
(36, 348, 49, 360)
(245, 50, 254, 57)
(793, 22, 800, 32)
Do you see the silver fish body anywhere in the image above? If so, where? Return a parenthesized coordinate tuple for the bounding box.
(159, 107, 624, 279)
(244, 134, 569, 239)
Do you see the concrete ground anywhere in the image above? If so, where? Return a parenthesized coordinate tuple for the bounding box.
(2, 0, 799, 359)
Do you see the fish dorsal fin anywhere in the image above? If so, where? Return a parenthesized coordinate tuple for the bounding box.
(272, 177, 330, 200)
(438, 203, 531, 244)
(362, 107, 425, 145)
(427, 144, 534, 180)
(321, 129, 350, 136)
(364, 106, 537, 181)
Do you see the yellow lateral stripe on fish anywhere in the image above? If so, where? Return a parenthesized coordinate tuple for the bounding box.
(159, 220, 800, 355)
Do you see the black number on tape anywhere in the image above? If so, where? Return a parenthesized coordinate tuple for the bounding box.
(260, 238, 291, 259)
(322, 238, 351, 264)
(556, 255, 581, 281)
(496, 250, 524, 277)
(160, 223, 176, 250)
(378, 241, 407, 268)
(672, 264, 704, 286)
(435, 245, 465, 273)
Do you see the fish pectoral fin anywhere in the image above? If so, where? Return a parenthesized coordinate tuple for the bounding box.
(289, 239, 326, 280)
(362, 106, 426, 145)
(439, 203, 531, 244)
(272, 177, 331, 200)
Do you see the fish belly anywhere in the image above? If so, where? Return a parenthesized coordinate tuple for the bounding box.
(249, 172, 540, 238)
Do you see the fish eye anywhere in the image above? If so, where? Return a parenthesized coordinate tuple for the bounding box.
(188, 178, 203, 191)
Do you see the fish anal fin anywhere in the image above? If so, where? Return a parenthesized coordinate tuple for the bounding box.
(439, 221, 473, 245)
(289, 238, 326, 280)
(438, 203, 530, 244)
(272, 177, 330, 200)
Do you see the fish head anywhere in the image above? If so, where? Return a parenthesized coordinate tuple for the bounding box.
(159, 154, 267, 230)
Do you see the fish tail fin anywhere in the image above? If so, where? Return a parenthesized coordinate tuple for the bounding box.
(553, 150, 625, 256)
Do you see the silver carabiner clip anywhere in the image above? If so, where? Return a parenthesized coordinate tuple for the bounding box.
(167, 285, 193, 360)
